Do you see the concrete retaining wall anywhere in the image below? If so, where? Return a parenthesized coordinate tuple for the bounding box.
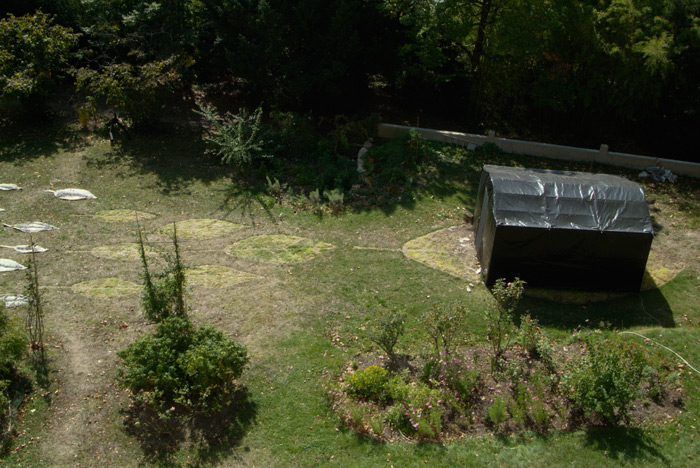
(377, 123, 700, 179)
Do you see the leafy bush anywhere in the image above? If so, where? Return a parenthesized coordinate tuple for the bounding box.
(138, 225, 187, 323)
(519, 313, 541, 357)
(266, 176, 285, 203)
(197, 103, 278, 171)
(346, 365, 390, 402)
(366, 301, 405, 361)
(75, 57, 181, 127)
(563, 333, 646, 424)
(487, 278, 525, 359)
(487, 397, 507, 429)
(117, 316, 249, 416)
(422, 305, 469, 360)
(0, 12, 79, 109)
(323, 188, 345, 215)
(308, 188, 323, 214)
(1, 304, 28, 445)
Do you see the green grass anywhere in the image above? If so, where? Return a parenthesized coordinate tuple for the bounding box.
(1, 120, 699, 467)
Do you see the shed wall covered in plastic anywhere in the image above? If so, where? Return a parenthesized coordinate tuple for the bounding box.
(472, 165, 653, 291)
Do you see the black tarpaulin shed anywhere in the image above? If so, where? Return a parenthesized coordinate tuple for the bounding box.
(472, 165, 654, 291)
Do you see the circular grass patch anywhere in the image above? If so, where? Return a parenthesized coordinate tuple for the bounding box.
(94, 209, 156, 223)
(156, 218, 244, 240)
(187, 265, 261, 288)
(227, 235, 335, 263)
(71, 278, 140, 298)
(402, 225, 481, 282)
(91, 243, 160, 261)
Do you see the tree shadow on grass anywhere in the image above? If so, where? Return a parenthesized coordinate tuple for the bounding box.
(583, 426, 669, 464)
(84, 125, 224, 195)
(122, 386, 257, 467)
(0, 116, 81, 163)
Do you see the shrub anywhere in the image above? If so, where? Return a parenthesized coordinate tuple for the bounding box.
(75, 58, 181, 128)
(487, 397, 508, 429)
(266, 176, 285, 204)
(519, 313, 541, 357)
(563, 333, 646, 425)
(487, 278, 525, 359)
(346, 365, 391, 402)
(308, 188, 323, 214)
(323, 188, 345, 215)
(422, 305, 468, 360)
(117, 316, 248, 416)
(366, 302, 405, 362)
(138, 224, 187, 323)
(196, 103, 277, 171)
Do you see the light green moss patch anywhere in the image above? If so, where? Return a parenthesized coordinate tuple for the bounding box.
(402, 225, 481, 282)
(91, 243, 160, 261)
(187, 264, 261, 288)
(227, 235, 335, 263)
(94, 209, 156, 222)
(156, 218, 244, 239)
(71, 277, 140, 298)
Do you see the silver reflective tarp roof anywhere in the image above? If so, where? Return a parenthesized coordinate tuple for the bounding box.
(483, 165, 653, 233)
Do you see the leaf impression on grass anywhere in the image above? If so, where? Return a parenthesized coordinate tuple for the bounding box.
(45, 188, 96, 200)
(0, 244, 48, 254)
(0, 184, 21, 191)
(402, 225, 481, 282)
(91, 243, 160, 261)
(186, 264, 261, 288)
(94, 209, 156, 223)
(156, 218, 245, 240)
(71, 278, 140, 298)
(227, 234, 335, 263)
(3, 222, 58, 233)
(0, 259, 26, 272)
(0, 294, 29, 307)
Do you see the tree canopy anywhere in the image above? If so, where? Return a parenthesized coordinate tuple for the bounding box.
(2, 0, 699, 158)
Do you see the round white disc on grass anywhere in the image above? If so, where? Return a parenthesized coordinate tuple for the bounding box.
(0, 184, 21, 191)
(0, 294, 30, 307)
(3, 222, 58, 233)
(0, 244, 48, 254)
(46, 188, 96, 200)
(0, 259, 26, 272)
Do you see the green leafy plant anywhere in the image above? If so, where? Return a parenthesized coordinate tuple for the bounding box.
(323, 188, 345, 215)
(519, 313, 541, 357)
(346, 365, 391, 402)
(563, 333, 646, 425)
(308, 188, 323, 214)
(0, 303, 27, 445)
(266, 176, 285, 204)
(0, 12, 79, 109)
(117, 316, 249, 416)
(487, 397, 508, 430)
(487, 278, 525, 360)
(366, 299, 405, 363)
(75, 57, 181, 128)
(138, 224, 187, 323)
(197, 103, 276, 171)
(422, 305, 469, 360)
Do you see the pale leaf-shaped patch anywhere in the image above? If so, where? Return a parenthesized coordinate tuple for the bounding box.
(3, 222, 58, 233)
(46, 188, 96, 200)
(0, 259, 26, 272)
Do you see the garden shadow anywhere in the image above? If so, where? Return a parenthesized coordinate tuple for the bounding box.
(85, 125, 225, 195)
(0, 117, 80, 163)
(584, 426, 668, 464)
(519, 283, 675, 331)
(122, 386, 257, 466)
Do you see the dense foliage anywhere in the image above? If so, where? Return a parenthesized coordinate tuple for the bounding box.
(117, 316, 249, 416)
(3, 0, 699, 156)
(0, 304, 27, 445)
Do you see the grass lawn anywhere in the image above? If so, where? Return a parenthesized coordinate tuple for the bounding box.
(1, 118, 699, 467)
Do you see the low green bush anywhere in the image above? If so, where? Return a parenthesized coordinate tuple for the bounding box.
(117, 316, 249, 416)
(563, 333, 646, 424)
(346, 365, 391, 402)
